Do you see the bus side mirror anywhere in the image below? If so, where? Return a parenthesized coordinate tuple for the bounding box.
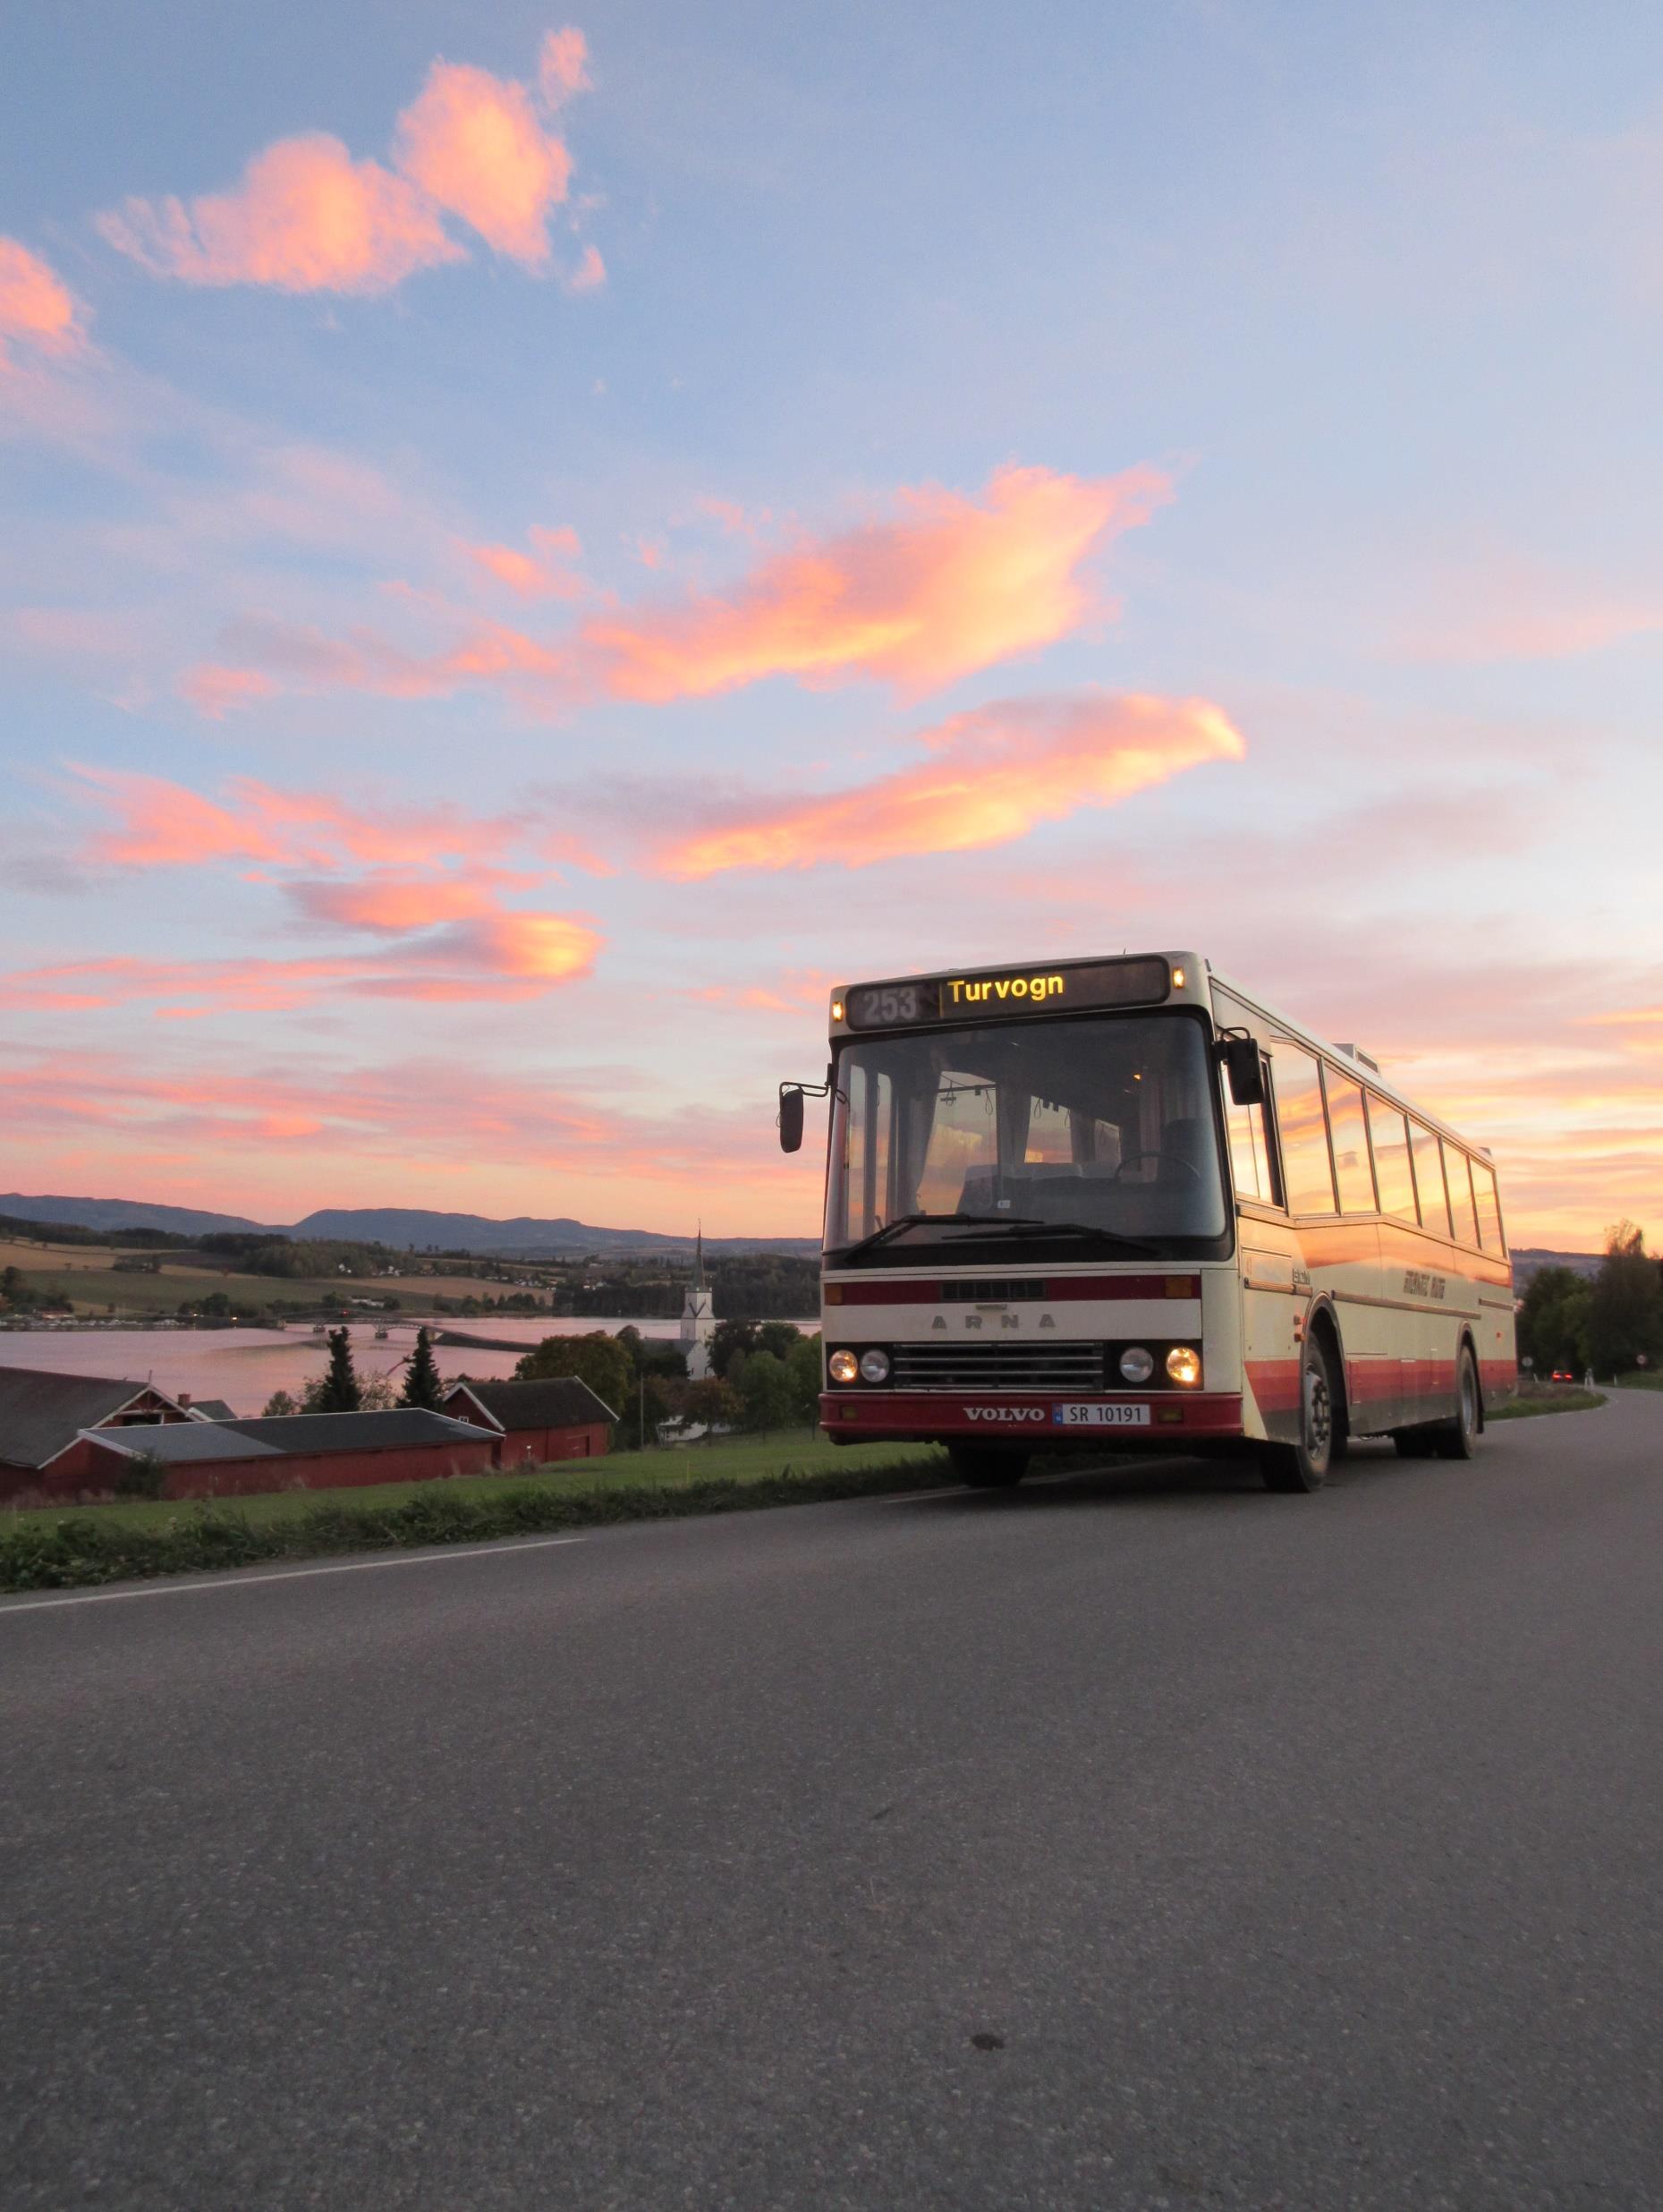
(1222, 1035, 1264, 1105)
(777, 1085, 805, 1153)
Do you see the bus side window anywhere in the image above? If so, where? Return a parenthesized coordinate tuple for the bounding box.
(1225, 1087, 1273, 1204)
(1472, 1158, 1506, 1254)
(1269, 1043, 1336, 1215)
(1409, 1121, 1449, 1236)
(1323, 1070, 1378, 1215)
(1445, 1143, 1481, 1246)
(1366, 1097, 1419, 1223)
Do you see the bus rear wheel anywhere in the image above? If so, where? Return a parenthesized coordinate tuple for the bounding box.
(1432, 1344, 1481, 1461)
(1260, 1336, 1336, 1494)
(948, 1445, 1030, 1490)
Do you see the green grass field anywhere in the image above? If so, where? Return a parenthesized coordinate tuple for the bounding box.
(1, 1431, 944, 1537)
(1488, 1386, 1606, 1420)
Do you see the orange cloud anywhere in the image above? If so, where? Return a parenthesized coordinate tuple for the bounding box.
(96, 29, 592, 296)
(285, 872, 510, 932)
(0, 913, 599, 1016)
(539, 27, 592, 106)
(176, 663, 278, 719)
(658, 690, 1245, 877)
(583, 464, 1171, 702)
(96, 136, 463, 294)
(195, 614, 569, 711)
(395, 62, 571, 262)
(0, 238, 87, 369)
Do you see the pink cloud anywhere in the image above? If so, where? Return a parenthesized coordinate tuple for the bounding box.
(203, 613, 569, 710)
(96, 136, 464, 294)
(583, 464, 1171, 702)
(539, 28, 592, 106)
(395, 62, 571, 263)
(463, 523, 585, 600)
(565, 242, 606, 293)
(657, 690, 1246, 877)
(176, 663, 279, 719)
(284, 872, 512, 932)
(96, 29, 593, 297)
(0, 238, 88, 370)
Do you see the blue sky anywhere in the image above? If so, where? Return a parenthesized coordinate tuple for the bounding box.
(2, 1, 1660, 1240)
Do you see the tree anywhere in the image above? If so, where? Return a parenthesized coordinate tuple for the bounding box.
(262, 1389, 301, 1417)
(616, 1372, 674, 1451)
(313, 1326, 362, 1412)
(1516, 1266, 1592, 1375)
(400, 1325, 445, 1411)
(785, 1335, 822, 1424)
(709, 1319, 759, 1378)
(756, 1321, 803, 1362)
(513, 1330, 632, 1417)
(683, 1378, 740, 1437)
(114, 1448, 167, 1500)
(1586, 1222, 1663, 1377)
(739, 1348, 793, 1432)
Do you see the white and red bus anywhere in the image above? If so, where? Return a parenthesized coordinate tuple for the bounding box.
(778, 951, 1516, 1493)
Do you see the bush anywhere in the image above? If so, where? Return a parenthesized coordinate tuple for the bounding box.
(113, 1449, 166, 1500)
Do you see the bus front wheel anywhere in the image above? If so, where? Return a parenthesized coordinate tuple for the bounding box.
(947, 1445, 1029, 1490)
(1260, 1336, 1336, 1494)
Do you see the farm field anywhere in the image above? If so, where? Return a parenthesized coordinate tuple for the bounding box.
(0, 1239, 540, 1317)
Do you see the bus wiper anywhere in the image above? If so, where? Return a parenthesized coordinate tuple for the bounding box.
(834, 1211, 1022, 1261)
(938, 1220, 1161, 1255)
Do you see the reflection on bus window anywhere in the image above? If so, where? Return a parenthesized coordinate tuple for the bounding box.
(1445, 1143, 1480, 1246)
(1324, 1073, 1377, 1216)
(1366, 1097, 1419, 1223)
(1471, 1158, 1506, 1254)
(1226, 1089, 1272, 1204)
(1409, 1121, 1449, 1236)
(826, 1016, 1226, 1259)
(1271, 1044, 1336, 1216)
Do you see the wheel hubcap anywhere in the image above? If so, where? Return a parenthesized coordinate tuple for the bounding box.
(1306, 1370, 1332, 1467)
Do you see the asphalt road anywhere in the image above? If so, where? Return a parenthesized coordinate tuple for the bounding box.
(4, 1395, 1660, 2210)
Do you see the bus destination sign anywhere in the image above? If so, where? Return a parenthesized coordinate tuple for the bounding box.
(840, 956, 1171, 1032)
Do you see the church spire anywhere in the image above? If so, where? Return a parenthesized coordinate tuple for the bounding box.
(694, 1220, 705, 1290)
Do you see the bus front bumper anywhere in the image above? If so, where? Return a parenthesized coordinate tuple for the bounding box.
(819, 1392, 1246, 1445)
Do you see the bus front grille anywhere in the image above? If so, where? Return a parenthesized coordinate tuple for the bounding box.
(888, 1341, 1106, 1391)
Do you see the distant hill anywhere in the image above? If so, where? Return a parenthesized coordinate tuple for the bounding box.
(1510, 1247, 1602, 1290)
(0, 1193, 818, 1260)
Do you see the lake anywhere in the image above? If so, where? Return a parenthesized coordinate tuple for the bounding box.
(0, 1315, 742, 1418)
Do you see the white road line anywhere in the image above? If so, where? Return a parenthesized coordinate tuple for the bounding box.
(0, 1534, 589, 1616)
(877, 1485, 970, 1505)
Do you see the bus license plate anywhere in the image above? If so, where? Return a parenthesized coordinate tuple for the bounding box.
(1055, 1403, 1150, 1427)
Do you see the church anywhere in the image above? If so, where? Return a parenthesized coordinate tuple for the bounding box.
(679, 1229, 715, 1381)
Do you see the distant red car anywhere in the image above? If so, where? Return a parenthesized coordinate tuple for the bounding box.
(1550, 1368, 1574, 1383)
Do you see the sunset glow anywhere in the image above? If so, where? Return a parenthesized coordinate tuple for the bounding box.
(2, 11, 1659, 1246)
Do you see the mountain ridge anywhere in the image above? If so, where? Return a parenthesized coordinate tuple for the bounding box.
(0, 1194, 818, 1259)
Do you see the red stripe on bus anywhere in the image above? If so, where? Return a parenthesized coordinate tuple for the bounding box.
(825, 1273, 1201, 1306)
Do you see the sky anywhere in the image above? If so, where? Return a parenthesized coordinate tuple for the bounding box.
(2, 0, 1660, 1246)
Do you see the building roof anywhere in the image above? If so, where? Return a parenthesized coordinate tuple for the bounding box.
(444, 1374, 619, 1430)
(0, 1365, 184, 1470)
(186, 1399, 238, 1423)
(88, 1408, 501, 1462)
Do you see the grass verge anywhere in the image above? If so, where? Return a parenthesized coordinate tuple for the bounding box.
(0, 1438, 948, 1594)
(1488, 1387, 1606, 1420)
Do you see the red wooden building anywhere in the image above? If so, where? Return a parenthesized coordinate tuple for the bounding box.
(0, 1365, 199, 1502)
(442, 1376, 616, 1468)
(71, 1408, 502, 1502)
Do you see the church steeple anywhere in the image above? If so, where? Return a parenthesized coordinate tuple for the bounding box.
(679, 1222, 715, 1379)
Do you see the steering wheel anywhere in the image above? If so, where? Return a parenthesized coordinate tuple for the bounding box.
(1112, 1149, 1203, 1184)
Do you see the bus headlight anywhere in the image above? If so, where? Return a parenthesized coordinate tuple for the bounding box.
(1119, 1346, 1155, 1383)
(859, 1348, 892, 1384)
(827, 1348, 859, 1385)
(1166, 1346, 1201, 1387)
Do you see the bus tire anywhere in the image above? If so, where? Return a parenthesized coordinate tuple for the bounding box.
(947, 1445, 1029, 1489)
(1432, 1344, 1481, 1461)
(1260, 1336, 1336, 1493)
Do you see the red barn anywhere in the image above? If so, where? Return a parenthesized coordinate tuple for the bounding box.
(443, 1376, 616, 1469)
(0, 1365, 199, 1502)
(75, 1408, 502, 1502)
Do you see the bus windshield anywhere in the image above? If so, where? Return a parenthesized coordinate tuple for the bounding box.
(826, 1013, 1230, 1264)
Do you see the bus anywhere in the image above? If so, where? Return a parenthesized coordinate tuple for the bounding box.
(777, 951, 1516, 1493)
